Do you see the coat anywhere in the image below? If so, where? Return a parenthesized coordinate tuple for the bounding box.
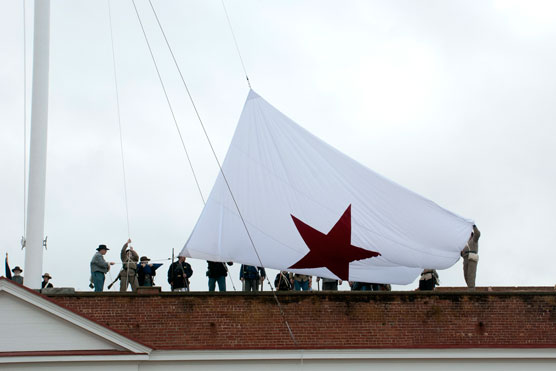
(240, 265, 266, 281)
(120, 242, 139, 277)
(207, 261, 232, 278)
(90, 252, 110, 273)
(168, 261, 193, 289)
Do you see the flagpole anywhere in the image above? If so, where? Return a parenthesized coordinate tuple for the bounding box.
(24, 0, 50, 289)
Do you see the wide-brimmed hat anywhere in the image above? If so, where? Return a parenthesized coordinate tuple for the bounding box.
(42, 273, 52, 279)
(12, 266, 22, 273)
(96, 244, 109, 251)
(140, 256, 150, 262)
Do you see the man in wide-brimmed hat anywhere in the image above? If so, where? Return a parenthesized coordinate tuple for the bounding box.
(11, 266, 24, 285)
(90, 244, 115, 292)
(41, 273, 53, 289)
(137, 256, 162, 287)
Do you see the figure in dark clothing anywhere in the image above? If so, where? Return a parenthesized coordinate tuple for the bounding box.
(240, 265, 266, 292)
(350, 281, 380, 291)
(168, 255, 193, 292)
(274, 271, 292, 291)
(41, 273, 53, 289)
(137, 256, 162, 287)
(418, 269, 439, 291)
(207, 261, 233, 292)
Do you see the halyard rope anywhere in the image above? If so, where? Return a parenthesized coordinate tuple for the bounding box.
(107, 0, 132, 238)
(220, 0, 251, 89)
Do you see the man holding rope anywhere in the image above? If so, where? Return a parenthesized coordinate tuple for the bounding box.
(119, 239, 139, 292)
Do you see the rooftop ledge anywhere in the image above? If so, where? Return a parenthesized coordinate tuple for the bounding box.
(41, 286, 556, 297)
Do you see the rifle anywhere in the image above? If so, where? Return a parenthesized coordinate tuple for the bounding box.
(179, 262, 189, 291)
(107, 272, 121, 290)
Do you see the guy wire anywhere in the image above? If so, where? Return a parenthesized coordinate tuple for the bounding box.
(107, 0, 132, 238)
(148, 0, 297, 347)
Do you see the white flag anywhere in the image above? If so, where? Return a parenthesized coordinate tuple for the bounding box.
(181, 90, 473, 284)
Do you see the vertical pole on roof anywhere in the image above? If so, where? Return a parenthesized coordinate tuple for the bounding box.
(24, 0, 50, 289)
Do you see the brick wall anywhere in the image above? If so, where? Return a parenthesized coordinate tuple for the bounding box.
(49, 290, 556, 350)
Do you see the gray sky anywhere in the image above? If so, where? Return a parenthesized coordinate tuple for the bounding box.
(1, 0, 556, 291)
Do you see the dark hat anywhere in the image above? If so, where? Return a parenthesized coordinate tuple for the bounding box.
(97, 244, 109, 251)
(42, 273, 52, 279)
(140, 256, 150, 262)
(12, 266, 22, 273)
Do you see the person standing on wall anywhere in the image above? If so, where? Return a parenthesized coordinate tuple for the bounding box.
(418, 269, 439, 291)
(207, 261, 233, 292)
(240, 265, 266, 292)
(462, 224, 481, 290)
(168, 255, 193, 292)
(10, 266, 24, 285)
(41, 273, 53, 289)
(119, 239, 139, 292)
(317, 277, 342, 291)
(90, 245, 115, 292)
(292, 274, 312, 291)
(275, 271, 293, 291)
(137, 256, 162, 287)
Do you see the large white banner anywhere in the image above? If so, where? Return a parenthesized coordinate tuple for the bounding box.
(182, 90, 473, 284)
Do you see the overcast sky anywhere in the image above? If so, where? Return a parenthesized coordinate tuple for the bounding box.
(1, 0, 556, 291)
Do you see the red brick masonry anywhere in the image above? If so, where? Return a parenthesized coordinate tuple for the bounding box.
(49, 289, 556, 350)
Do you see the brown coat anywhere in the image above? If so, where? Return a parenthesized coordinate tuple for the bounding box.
(120, 242, 139, 276)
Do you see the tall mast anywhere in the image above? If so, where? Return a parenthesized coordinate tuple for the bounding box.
(24, 0, 50, 289)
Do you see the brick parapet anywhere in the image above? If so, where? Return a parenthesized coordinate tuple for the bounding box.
(48, 290, 556, 350)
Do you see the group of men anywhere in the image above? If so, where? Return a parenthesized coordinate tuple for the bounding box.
(87, 224, 480, 293)
(89, 239, 188, 292)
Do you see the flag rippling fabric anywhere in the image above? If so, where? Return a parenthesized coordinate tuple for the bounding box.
(181, 90, 473, 284)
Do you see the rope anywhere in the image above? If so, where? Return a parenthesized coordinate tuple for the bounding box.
(107, 0, 132, 238)
(147, 0, 297, 347)
(220, 0, 251, 89)
(22, 0, 27, 248)
(130, 0, 205, 205)
(224, 262, 237, 291)
(145, 0, 243, 291)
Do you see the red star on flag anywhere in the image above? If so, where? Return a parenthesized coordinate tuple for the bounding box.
(288, 204, 381, 280)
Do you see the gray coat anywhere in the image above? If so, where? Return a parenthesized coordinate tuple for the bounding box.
(90, 251, 110, 273)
